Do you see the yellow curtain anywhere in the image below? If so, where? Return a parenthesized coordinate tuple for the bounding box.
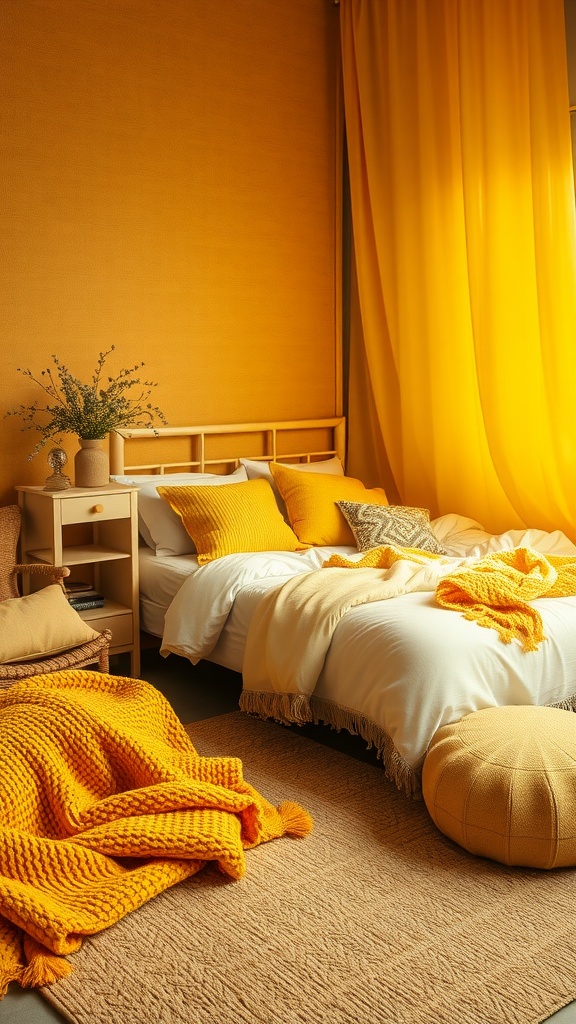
(341, 0, 576, 540)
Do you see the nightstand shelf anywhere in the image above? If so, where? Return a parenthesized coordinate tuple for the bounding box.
(26, 545, 130, 565)
(16, 483, 140, 676)
(74, 602, 134, 648)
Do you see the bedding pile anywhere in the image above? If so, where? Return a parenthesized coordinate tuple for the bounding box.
(157, 520, 576, 798)
(0, 671, 312, 995)
(242, 545, 462, 725)
(241, 544, 576, 732)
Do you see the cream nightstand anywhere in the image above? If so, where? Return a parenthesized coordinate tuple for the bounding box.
(16, 483, 140, 677)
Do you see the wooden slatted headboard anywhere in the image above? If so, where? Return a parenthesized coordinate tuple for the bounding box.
(109, 418, 346, 476)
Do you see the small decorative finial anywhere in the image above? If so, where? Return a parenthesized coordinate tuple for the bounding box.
(44, 447, 72, 491)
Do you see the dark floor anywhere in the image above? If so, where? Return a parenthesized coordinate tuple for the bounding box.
(3, 647, 576, 1023)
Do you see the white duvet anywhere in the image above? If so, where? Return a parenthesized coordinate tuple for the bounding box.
(160, 515, 576, 795)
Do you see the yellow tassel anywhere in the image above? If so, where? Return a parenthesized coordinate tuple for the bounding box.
(21, 938, 73, 989)
(0, 917, 24, 996)
(0, 967, 23, 999)
(278, 800, 314, 837)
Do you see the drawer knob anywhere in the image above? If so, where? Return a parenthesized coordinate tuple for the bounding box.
(92, 504, 104, 514)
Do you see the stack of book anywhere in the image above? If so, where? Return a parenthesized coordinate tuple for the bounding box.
(65, 581, 105, 611)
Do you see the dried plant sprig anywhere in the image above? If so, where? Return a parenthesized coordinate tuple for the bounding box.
(5, 346, 168, 460)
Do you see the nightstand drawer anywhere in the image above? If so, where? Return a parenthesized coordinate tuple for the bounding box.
(61, 493, 132, 525)
(81, 608, 133, 647)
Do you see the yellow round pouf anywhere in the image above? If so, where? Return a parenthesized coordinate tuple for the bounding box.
(422, 705, 576, 869)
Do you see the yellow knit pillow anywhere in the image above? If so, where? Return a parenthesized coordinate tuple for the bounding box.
(157, 478, 304, 564)
(0, 585, 100, 663)
(269, 463, 388, 546)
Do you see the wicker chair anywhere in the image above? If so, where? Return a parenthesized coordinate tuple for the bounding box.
(0, 504, 112, 687)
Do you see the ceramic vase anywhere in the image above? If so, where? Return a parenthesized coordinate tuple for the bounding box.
(74, 438, 109, 488)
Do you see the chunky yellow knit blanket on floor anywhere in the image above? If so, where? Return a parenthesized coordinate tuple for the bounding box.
(0, 671, 312, 995)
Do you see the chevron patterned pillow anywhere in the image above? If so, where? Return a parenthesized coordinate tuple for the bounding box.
(337, 501, 447, 555)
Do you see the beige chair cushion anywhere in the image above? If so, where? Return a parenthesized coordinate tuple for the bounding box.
(0, 585, 100, 663)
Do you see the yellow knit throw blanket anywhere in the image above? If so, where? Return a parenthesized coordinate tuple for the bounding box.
(326, 545, 576, 651)
(0, 671, 312, 996)
(436, 547, 576, 650)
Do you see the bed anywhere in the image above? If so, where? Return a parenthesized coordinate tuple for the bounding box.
(110, 419, 576, 797)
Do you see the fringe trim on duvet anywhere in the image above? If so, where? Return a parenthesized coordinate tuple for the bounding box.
(239, 690, 314, 726)
(239, 689, 576, 801)
(239, 690, 421, 799)
(310, 696, 422, 799)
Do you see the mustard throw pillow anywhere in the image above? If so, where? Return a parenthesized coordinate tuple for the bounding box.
(269, 463, 388, 546)
(157, 478, 304, 564)
(0, 585, 101, 664)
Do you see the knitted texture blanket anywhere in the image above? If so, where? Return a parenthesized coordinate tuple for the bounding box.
(435, 547, 576, 650)
(0, 671, 312, 995)
(327, 544, 576, 651)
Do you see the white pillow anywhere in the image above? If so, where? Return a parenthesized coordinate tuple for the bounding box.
(239, 456, 344, 518)
(111, 472, 199, 549)
(110, 468, 248, 556)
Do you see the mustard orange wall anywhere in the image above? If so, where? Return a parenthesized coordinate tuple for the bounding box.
(0, 0, 342, 502)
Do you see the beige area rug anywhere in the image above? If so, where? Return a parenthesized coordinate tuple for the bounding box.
(41, 712, 576, 1024)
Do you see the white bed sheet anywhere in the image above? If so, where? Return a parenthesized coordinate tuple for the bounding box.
(139, 548, 251, 670)
(139, 548, 200, 639)
(142, 517, 576, 794)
